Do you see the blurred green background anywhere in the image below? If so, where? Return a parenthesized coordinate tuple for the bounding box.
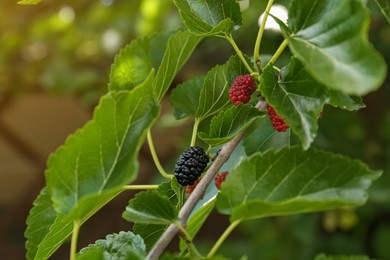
(0, 0, 389, 259)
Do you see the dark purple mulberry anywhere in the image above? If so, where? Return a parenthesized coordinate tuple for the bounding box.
(174, 146, 209, 186)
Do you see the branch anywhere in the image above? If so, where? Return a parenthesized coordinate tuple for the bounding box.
(146, 101, 265, 260)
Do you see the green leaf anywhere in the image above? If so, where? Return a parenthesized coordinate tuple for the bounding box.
(25, 188, 57, 260)
(170, 179, 185, 210)
(157, 181, 179, 207)
(123, 190, 178, 225)
(196, 55, 252, 120)
(153, 30, 203, 100)
(17, 0, 41, 4)
(162, 254, 230, 260)
(77, 231, 146, 260)
(375, 0, 390, 24)
(27, 187, 124, 260)
(281, 0, 386, 95)
(68, 187, 123, 219)
(46, 73, 159, 216)
(198, 105, 263, 146)
(169, 77, 204, 120)
(133, 181, 182, 251)
(173, 0, 242, 36)
(133, 224, 167, 252)
(35, 214, 73, 260)
(109, 32, 173, 91)
(314, 253, 369, 260)
(260, 60, 329, 149)
(216, 146, 382, 222)
(328, 90, 365, 111)
(242, 117, 290, 156)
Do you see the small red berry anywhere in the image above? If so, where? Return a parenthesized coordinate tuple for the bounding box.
(267, 104, 289, 132)
(229, 74, 256, 106)
(214, 171, 229, 190)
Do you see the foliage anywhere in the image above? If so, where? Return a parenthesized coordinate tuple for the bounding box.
(22, 0, 389, 259)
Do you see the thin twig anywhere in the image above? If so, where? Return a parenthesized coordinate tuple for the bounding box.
(146, 101, 265, 260)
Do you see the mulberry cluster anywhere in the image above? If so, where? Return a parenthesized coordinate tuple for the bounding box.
(267, 104, 289, 132)
(214, 171, 229, 190)
(229, 74, 256, 106)
(174, 146, 209, 186)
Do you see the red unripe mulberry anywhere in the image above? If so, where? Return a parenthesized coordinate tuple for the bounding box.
(229, 74, 256, 106)
(267, 104, 289, 132)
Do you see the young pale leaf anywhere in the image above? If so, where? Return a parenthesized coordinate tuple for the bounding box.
(109, 32, 173, 91)
(328, 90, 365, 111)
(76, 247, 103, 260)
(123, 190, 178, 225)
(173, 0, 242, 36)
(25, 188, 57, 260)
(77, 231, 145, 260)
(196, 55, 252, 120)
(216, 146, 382, 222)
(46, 74, 159, 216)
(281, 0, 386, 95)
(153, 30, 203, 100)
(169, 77, 204, 119)
(375, 0, 390, 24)
(17, 0, 41, 4)
(243, 117, 290, 156)
(260, 60, 329, 149)
(198, 105, 263, 146)
(179, 198, 216, 252)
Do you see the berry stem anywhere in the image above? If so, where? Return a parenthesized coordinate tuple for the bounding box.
(70, 219, 81, 260)
(253, 0, 275, 73)
(175, 221, 193, 241)
(122, 185, 158, 190)
(190, 118, 200, 147)
(223, 33, 255, 76)
(175, 221, 203, 258)
(147, 130, 174, 179)
(267, 38, 288, 66)
(207, 220, 241, 257)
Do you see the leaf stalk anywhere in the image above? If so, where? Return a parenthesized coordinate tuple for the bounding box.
(224, 33, 255, 76)
(122, 185, 159, 190)
(70, 220, 81, 260)
(191, 118, 200, 147)
(175, 221, 203, 258)
(254, 0, 275, 73)
(207, 220, 241, 257)
(268, 39, 289, 66)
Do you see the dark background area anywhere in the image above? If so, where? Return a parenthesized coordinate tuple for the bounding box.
(0, 0, 389, 259)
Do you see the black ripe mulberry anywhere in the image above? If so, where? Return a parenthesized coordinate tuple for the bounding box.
(229, 74, 256, 106)
(174, 146, 209, 186)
